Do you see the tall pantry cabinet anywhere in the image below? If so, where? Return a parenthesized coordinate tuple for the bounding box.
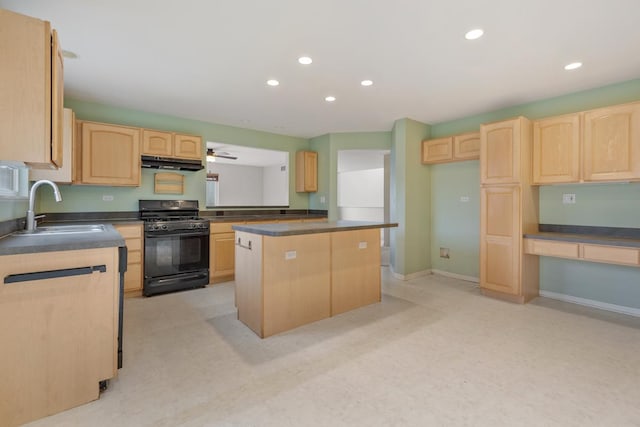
(480, 117, 539, 303)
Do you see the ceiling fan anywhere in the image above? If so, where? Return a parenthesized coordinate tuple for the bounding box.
(206, 148, 237, 160)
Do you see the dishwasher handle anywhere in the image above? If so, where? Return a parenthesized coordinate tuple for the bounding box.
(4, 265, 107, 284)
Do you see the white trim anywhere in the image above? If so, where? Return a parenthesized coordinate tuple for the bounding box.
(390, 268, 432, 281)
(539, 290, 640, 318)
(431, 269, 479, 283)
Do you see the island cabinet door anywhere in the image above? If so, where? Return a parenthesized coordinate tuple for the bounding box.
(331, 228, 381, 315)
(262, 233, 331, 338)
(235, 231, 264, 336)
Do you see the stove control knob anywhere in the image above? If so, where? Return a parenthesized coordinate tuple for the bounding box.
(161, 224, 168, 230)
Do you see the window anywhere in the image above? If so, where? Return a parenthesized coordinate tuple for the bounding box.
(0, 161, 28, 199)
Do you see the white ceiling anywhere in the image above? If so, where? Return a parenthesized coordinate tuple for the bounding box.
(3, 0, 640, 138)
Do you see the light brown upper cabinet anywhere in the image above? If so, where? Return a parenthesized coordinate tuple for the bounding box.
(421, 132, 480, 164)
(141, 130, 202, 160)
(583, 102, 640, 182)
(422, 137, 453, 163)
(532, 113, 581, 184)
(454, 132, 480, 160)
(296, 151, 318, 192)
(0, 9, 64, 169)
(532, 102, 640, 184)
(30, 109, 75, 183)
(78, 121, 141, 186)
(481, 117, 531, 184)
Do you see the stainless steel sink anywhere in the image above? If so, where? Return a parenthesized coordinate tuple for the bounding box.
(14, 224, 106, 236)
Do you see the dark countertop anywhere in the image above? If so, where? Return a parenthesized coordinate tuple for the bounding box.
(524, 224, 640, 249)
(208, 214, 327, 223)
(0, 224, 125, 255)
(233, 220, 398, 236)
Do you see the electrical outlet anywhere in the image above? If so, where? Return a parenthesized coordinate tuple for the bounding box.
(102, 195, 114, 202)
(320, 196, 326, 204)
(439, 247, 450, 259)
(562, 193, 576, 204)
(460, 196, 470, 202)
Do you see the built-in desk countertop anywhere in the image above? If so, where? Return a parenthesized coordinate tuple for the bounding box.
(524, 224, 640, 268)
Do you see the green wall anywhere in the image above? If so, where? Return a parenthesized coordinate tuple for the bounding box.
(429, 161, 480, 278)
(38, 99, 310, 213)
(391, 118, 431, 276)
(429, 78, 640, 309)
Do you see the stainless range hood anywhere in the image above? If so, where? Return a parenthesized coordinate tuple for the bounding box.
(141, 155, 204, 171)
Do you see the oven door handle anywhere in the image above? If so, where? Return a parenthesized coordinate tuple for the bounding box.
(145, 231, 209, 238)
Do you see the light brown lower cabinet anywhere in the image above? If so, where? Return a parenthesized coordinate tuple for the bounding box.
(0, 247, 119, 427)
(524, 238, 640, 267)
(113, 223, 143, 295)
(209, 218, 328, 285)
(210, 222, 244, 284)
(235, 228, 381, 338)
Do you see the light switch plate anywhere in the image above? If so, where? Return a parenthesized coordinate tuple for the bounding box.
(460, 196, 470, 202)
(285, 250, 297, 260)
(358, 241, 367, 249)
(562, 193, 576, 204)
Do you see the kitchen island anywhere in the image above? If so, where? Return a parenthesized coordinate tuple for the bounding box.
(233, 220, 397, 338)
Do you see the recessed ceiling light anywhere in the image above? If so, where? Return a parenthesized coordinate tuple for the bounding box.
(325, 96, 336, 102)
(266, 79, 279, 86)
(564, 62, 583, 71)
(464, 29, 484, 40)
(298, 56, 313, 65)
(361, 80, 373, 86)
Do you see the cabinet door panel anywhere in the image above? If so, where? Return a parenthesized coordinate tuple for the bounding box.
(0, 11, 53, 167)
(210, 232, 236, 282)
(81, 122, 140, 186)
(421, 137, 453, 163)
(296, 151, 318, 192)
(533, 114, 580, 184)
(331, 229, 381, 315)
(174, 134, 202, 160)
(481, 119, 520, 184)
(481, 186, 520, 295)
(583, 103, 640, 181)
(51, 29, 64, 168)
(142, 130, 173, 156)
(453, 132, 480, 160)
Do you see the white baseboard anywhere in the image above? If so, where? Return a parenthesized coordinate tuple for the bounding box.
(431, 269, 479, 283)
(539, 290, 640, 318)
(390, 268, 432, 281)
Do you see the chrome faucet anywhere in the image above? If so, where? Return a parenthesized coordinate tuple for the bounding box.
(25, 180, 62, 232)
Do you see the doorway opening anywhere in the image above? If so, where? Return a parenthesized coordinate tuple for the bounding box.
(337, 149, 390, 265)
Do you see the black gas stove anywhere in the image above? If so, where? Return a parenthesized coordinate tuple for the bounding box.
(139, 200, 210, 296)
